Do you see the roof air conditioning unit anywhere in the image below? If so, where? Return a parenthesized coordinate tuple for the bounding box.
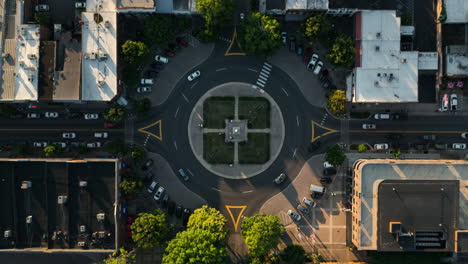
(28, 73, 33, 82)
(21, 181, 32, 189)
(376, 32, 381, 38)
(77, 241, 86, 247)
(401, 58, 407, 63)
(375, 46, 380, 52)
(374, 81, 379, 86)
(97, 80, 105, 87)
(104, 20, 110, 28)
(377, 73, 381, 77)
(57, 195, 68, 204)
(80, 225, 86, 232)
(98, 231, 105, 238)
(19, 61, 25, 67)
(79, 181, 87, 187)
(27, 54, 36, 59)
(26, 216, 32, 224)
(98, 53, 108, 61)
(4, 230, 12, 238)
(96, 213, 105, 221)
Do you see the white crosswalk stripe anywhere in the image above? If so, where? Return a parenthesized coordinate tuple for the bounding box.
(263, 62, 272, 69)
(256, 81, 265, 87)
(258, 75, 267, 81)
(257, 78, 266, 85)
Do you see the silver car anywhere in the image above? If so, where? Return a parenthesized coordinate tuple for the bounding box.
(296, 204, 309, 214)
(187, 70, 201, 82)
(287, 210, 301, 221)
(153, 186, 165, 200)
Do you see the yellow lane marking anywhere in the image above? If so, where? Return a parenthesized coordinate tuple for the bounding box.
(349, 130, 467, 133)
(225, 28, 246, 56)
(311, 121, 339, 142)
(0, 128, 125, 131)
(225, 205, 247, 232)
(138, 120, 163, 141)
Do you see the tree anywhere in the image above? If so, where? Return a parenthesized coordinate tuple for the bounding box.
(102, 248, 135, 264)
(174, 15, 192, 33)
(195, 0, 234, 41)
(240, 12, 281, 56)
(327, 35, 355, 67)
(241, 214, 285, 259)
(132, 209, 168, 249)
(105, 138, 127, 155)
(34, 13, 49, 25)
(121, 40, 149, 64)
(120, 178, 142, 196)
(0, 104, 16, 116)
(131, 146, 146, 164)
(301, 14, 331, 44)
(44, 145, 63, 158)
(133, 98, 152, 116)
(393, 149, 401, 159)
(283, 245, 306, 264)
(187, 205, 228, 242)
(358, 144, 367, 153)
(325, 144, 346, 167)
(327, 89, 347, 115)
(143, 14, 174, 45)
(163, 229, 227, 264)
(104, 107, 126, 124)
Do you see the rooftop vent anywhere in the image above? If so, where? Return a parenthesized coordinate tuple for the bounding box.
(104, 20, 111, 28)
(21, 181, 32, 189)
(401, 58, 407, 63)
(374, 81, 379, 86)
(27, 54, 36, 59)
(26, 216, 32, 224)
(4, 230, 12, 238)
(98, 53, 108, 61)
(377, 73, 381, 77)
(77, 241, 86, 247)
(80, 225, 86, 233)
(57, 195, 68, 204)
(79, 181, 87, 187)
(97, 213, 105, 221)
(376, 32, 381, 38)
(97, 80, 105, 87)
(375, 46, 380, 52)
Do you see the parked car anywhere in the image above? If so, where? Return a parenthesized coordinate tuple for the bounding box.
(70, 112, 81, 119)
(188, 70, 201, 82)
(45, 112, 59, 118)
(441, 94, 449, 112)
(178, 168, 189, 181)
(289, 36, 296, 53)
(307, 54, 319, 71)
(462, 133, 468, 139)
(319, 69, 329, 81)
(453, 143, 466, 150)
(323, 162, 333, 168)
(62, 132, 76, 139)
(75, 2, 86, 8)
(287, 210, 301, 221)
(137, 87, 152, 93)
(33, 142, 47, 147)
(182, 208, 192, 227)
(141, 159, 154, 171)
(302, 197, 317, 208)
(151, 62, 164, 69)
(303, 47, 312, 64)
(53, 142, 67, 148)
(281, 32, 287, 45)
(296, 44, 303, 56)
(35, 4, 49, 12)
(239, 12, 245, 20)
(155, 55, 169, 64)
(176, 37, 188, 47)
(153, 186, 165, 200)
(168, 201, 176, 215)
(320, 177, 332, 184)
(145, 171, 154, 182)
(362, 124, 376, 129)
(147, 181, 158, 193)
(94, 132, 108, 138)
(450, 94, 458, 111)
(104, 121, 115, 128)
(175, 205, 183, 217)
(374, 113, 391, 120)
(27, 113, 40, 119)
(422, 135, 437, 141)
(374, 143, 389, 150)
(296, 204, 309, 214)
(274, 173, 287, 184)
(84, 113, 98, 120)
(323, 168, 337, 175)
(140, 78, 153, 85)
(385, 133, 402, 140)
(313, 61, 323, 75)
(145, 70, 159, 78)
(434, 143, 448, 150)
(86, 142, 102, 148)
(392, 113, 408, 120)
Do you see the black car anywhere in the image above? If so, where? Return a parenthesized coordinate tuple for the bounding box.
(175, 205, 183, 218)
(141, 159, 153, 171)
(145, 171, 153, 182)
(321, 79, 331, 89)
(162, 194, 169, 208)
(167, 201, 175, 215)
(385, 133, 403, 140)
(308, 141, 321, 152)
(145, 70, 159, 78)
(151, 63, 164, 70)
(320, 177, 332, 184)
(323, 168, 337, 176)
(319, 69, 329, 81)
(182, 208, 191, 227)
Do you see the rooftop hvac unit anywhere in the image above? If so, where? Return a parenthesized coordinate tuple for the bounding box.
(80, 225, 86, 232)
(401, 58, 407, 63)
(28, 73, 34, 82)
(26, 216, 32, 224)
(19, 61, 25, 67)
(85, 53, 97, 60)
(104, 20, 110, 28)
(77, 241, 86, 247)
(4, 230, 12, 238)
(21, 181, 32, 189)
(27, 54, 36, 59)
(97, 80, 105, 87)
(97, 231, 106, 238)
(79, 181, 87, 187)
(374, 81, 379, 86)
(376, 32, 381, 38)
(98, 53, 108, 61)
(375, 46, 380, 52)
(57, 195, 68, 204)
(96, 213, 105, 221)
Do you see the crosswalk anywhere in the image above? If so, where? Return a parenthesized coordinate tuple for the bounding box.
(256, 62, 272, 88)
(219, 36, 230, 43)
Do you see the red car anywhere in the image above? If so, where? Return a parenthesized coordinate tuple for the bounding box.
(104, 122, 115, 128)
(176, 37, 188, 47)
(303, 47, 312, 64)
(125, 224, 132, 238)
(163, 49, 175, 57)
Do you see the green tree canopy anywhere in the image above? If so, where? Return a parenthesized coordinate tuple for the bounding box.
(240, 12, 281, 56)
(122, 40, 149, 64)
(358, 144, 367, 153)
(0, 104, 16, 116)
(162, 229, 227, 264)
(102, 248, 135, 264)
(131, 146, 146, 164)
(195, 0, 234, 41)
(174, 15, 192, 33)
(325, 144, 346, 167)
(104, 106, 126, 123)
(327, 89, 347, 115)
(301, 14, 331, 44)
(327, 35, 355, 67)
(132, 209, 168, 249)
(282, 245, 306, 264)
(34, 13, 49, 25)
(187, 205, 228, 242)
(241, 214, 285, 259)
(143, 14, 174, 45)
(133, 98, 152, 116)
(120, 178, 142, 196)
(105, 138, 127, 155)
(44, 144, 63, 158)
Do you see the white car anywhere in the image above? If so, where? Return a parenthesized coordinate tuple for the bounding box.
(94, 132, 108, 138)
(462, 133, 468, 139)
(453, 143, 466, 150)
(137, 87, 152, 93)
(27, 113, 40, 119)
(281, 32, 287, 45)
(87, 142, 102, 148)
(187, 70, 201, 82)
(35, 4, 49, 12)
(450, 94, 458, 111)
(155, 55, 169, 64)
(153, 186, 165, 200)
(313, 61, 323, 75)
(75, 2, 86, 8)
(45, 112, 59, 118)
(62, 132, 76, 139)
(302, 197, 317, 208)
(307, 54, 319, 70)
(374, 113, 390, 120)
(53, 142, 67, 148)
(287, 210, 301, 221)
(240, 13, 245, 20)
(362, 124, 376, 130)
(374, 143, 389, 150)
(147, 181, 158, 193)
(323, 162, 333, 168)
(84, 113, 98, 120)
(140, 79, 153, 85)
(33, 142, 47, 147)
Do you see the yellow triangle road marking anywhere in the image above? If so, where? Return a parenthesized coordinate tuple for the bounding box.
(225, 205, 247, 232)
(311, 120, 339, 142)
(138, 120, 163, 141)
(225, 28, 246, 56)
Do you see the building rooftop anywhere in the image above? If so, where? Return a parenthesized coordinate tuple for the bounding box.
(0, 158, 118, 251)
(86, 0, 116, 12)
(38, 41, 56, 101)
(81, 11, 118, 101)
(54, 34, 82, 101)
(444, 0, 468, 24)
(117, 0, 155, 10)
(285, 0, 328, 10)
(445, 45, 468, 76)
(14, 24, 40, 101)
(0, 39, 17, 100)
(352, 159, 468, 250)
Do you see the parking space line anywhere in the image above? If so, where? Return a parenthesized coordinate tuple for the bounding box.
(248, 68, 257, 72)
(181, 92, 189, 103)
(190, 81, 198, 89)
(187, 168, 194, 177)
(281, 88, 289, 96)
(174, 107, 180, 118)
(216, 67, 227, 72)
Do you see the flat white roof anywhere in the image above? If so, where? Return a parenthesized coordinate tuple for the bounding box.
(286, 0, 328, 10)
(417, 52, 438, 70)
(117, 0, 154, 9)
(86, 0, 116, 12)
(14, 24, 40, 101)
(444, 0, 468, 23)
(81, 11, 118, 101)
(445, 45, 468, 76)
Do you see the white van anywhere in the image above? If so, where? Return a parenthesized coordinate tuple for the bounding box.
(313, 61, 323, 75)
(310, 184, 326, 198)
(141, 79, 154, 85)
(374, 113, 391, 119)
